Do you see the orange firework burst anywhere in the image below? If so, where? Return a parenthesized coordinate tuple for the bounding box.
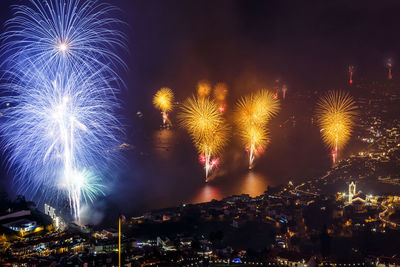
(315, 90, 357, 163)
(213, 82, 228, 112)
(197, 80, 211, 98)
(235, 90, 279, 168)
(179, 96, 229, 179)
(153, 87, 174, 126)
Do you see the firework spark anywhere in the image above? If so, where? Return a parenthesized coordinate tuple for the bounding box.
(197, 80, 211, 99)
(282, 85, 288, 100)
(0, 0, 125, 222)
(348, 65, 355, 84)
(316, 90, 357, 163)
(213, 82, 228, 112)
(236, 90, 280, 127)
(179, 96, 228, 179)
(179, 97, 223, 140)
(153, 87, 174, 126)
(195, 124, 229, 179)
(386, 58, 393, 80)
(239, 125, 269, 169)
(235, 90, 279, 168)
(1, 66, 121, 220)
(253, 90, 281, 121)
(1, 0, 126, 79)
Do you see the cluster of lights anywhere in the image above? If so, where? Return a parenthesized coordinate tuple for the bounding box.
(209, 259, 308, 266)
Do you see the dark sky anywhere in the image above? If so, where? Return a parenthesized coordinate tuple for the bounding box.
(1, 0, 399, 126)
(1, 0, 400, 220)
(120, 0, 400, 97)
(111, 0, 400, 149)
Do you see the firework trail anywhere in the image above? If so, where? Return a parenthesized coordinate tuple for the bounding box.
(238, 124, 269, 169)
(0, 0, 125, 222)
(179, 96, 228, 180)
(213, 82, 228, 113)
(196, 124, 229, 179)
(315, 90, 357, 163)
(348, 65, 355, 84)
(386, 58, 393, 80)
(153, 87, 174, 126)
(282, 85, 288, 100)
(235, 90, 279, 168)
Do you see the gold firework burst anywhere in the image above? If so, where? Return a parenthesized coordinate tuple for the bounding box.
(179, 96, 223, 140)
(235, 90, 278, 168)
(153, 87, 174, 112)
(315, 90, 357, 161)
(179, 96, 229, 178)
(235, 90, 280, 128)
(197, 80, 211, 98)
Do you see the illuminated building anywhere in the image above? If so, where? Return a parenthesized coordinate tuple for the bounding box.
(348, 182, 356, 203)
(44, 204, 65, 231)
(2, 219, 37, 232)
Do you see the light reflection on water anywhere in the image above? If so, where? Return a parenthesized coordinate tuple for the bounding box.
(192, 185, 222, 204)
(238, 171, 269, 197)
(192, 171, 270, 204)
(137, 121, 329, 215)
(151, 129, 271, 205)
(152, 129, 176, 161)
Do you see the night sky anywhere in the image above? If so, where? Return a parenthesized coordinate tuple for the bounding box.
(1, 0, 400, 223)
(0, 0, 399, 108)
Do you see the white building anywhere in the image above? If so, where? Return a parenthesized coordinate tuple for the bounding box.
(44, 204, 65, 231)
(348, 182, 356, 203)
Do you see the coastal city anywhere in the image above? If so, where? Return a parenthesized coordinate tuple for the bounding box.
(1, 0, 400, 266)
(1, 79, 400, 266)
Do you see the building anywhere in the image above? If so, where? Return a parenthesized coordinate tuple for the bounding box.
(44, 204, 65, 231)
(3, 219, 37, 232)
(351, 198, 367, 214)
(348, 182, 356, 203)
